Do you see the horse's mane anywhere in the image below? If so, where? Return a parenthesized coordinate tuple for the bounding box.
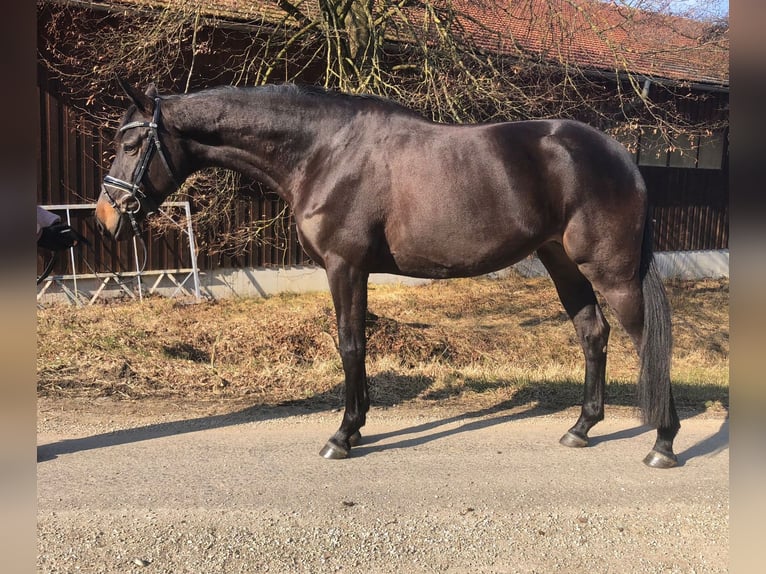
(177, 83, 424, 119)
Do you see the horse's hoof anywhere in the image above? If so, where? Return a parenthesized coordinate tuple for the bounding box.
(559, 431, 589, 448)
(319, 441, 350, 460)
(643, 450, 678, 469)
(349, 431, 362, 447)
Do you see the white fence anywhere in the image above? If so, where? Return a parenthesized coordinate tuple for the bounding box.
(37, 202, 201, 305)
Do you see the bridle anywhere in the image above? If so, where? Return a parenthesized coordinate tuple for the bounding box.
(101, 97, 180, 238)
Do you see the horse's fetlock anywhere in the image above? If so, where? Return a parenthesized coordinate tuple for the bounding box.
(342, 412, 365, 433)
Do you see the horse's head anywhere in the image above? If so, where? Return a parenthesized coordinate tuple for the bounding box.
(96, 78, 183, 240)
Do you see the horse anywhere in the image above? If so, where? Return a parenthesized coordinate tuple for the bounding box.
(95, 78, 680, 468)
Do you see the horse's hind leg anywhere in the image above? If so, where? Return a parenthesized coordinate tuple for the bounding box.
(537, 242, 611, 447)
(585, 262, 680, 468)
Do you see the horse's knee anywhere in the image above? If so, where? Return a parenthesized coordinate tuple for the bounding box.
(339, 348, 365, 381)
(339, 343, 364, 362)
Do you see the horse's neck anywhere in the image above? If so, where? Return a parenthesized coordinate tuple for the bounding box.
(174, 91, 338, 204)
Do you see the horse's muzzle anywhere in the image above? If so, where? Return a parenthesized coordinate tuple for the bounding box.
(95, 195, 127, 240)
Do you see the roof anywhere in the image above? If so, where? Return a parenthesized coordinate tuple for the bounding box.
(447, 0, 728, 87)
(86, 0, 730, 88)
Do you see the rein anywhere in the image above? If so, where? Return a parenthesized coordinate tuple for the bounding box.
(36, 251, 57, 285)
(101, 97, 180, 271)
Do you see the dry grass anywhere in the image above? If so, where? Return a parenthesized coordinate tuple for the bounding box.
(37, 273, 729, 416)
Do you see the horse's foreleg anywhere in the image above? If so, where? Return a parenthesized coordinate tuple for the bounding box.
(537, 243, 611, 448)
(320, 257, 370, 459)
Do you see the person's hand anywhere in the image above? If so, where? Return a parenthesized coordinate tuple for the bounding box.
(37, 222, 85, 251)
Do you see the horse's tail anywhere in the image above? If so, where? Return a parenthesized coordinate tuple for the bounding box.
(637, 213, 674, 428)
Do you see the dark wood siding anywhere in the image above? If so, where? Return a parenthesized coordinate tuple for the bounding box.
(641, 166, 729, 251)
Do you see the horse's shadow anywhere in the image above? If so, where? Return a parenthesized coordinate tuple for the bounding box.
(37, 371, 430, 462)
(38, 375, 728, 467)
(352, 404, 729, 468)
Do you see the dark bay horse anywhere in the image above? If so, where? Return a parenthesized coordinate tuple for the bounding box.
(95, 79, 680, 468)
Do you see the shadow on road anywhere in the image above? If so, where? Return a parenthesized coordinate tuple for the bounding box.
(38, 376, 729, 466)
(354, 409, 729, 468)
(37, 372, 428, 463)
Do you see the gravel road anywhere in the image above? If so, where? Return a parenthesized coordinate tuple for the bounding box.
(37, 399, 729, 573)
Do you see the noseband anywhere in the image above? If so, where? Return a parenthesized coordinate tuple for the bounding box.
(102, 97, 180, 237)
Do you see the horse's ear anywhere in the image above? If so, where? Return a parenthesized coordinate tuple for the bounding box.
(116, 76, 154, 114)
(144, 83, 158, 100)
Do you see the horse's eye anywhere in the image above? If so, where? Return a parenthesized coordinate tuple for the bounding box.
(123, 143, 138, 154)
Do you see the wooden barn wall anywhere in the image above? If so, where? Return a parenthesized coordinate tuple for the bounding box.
(642, 166, 729, 252)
